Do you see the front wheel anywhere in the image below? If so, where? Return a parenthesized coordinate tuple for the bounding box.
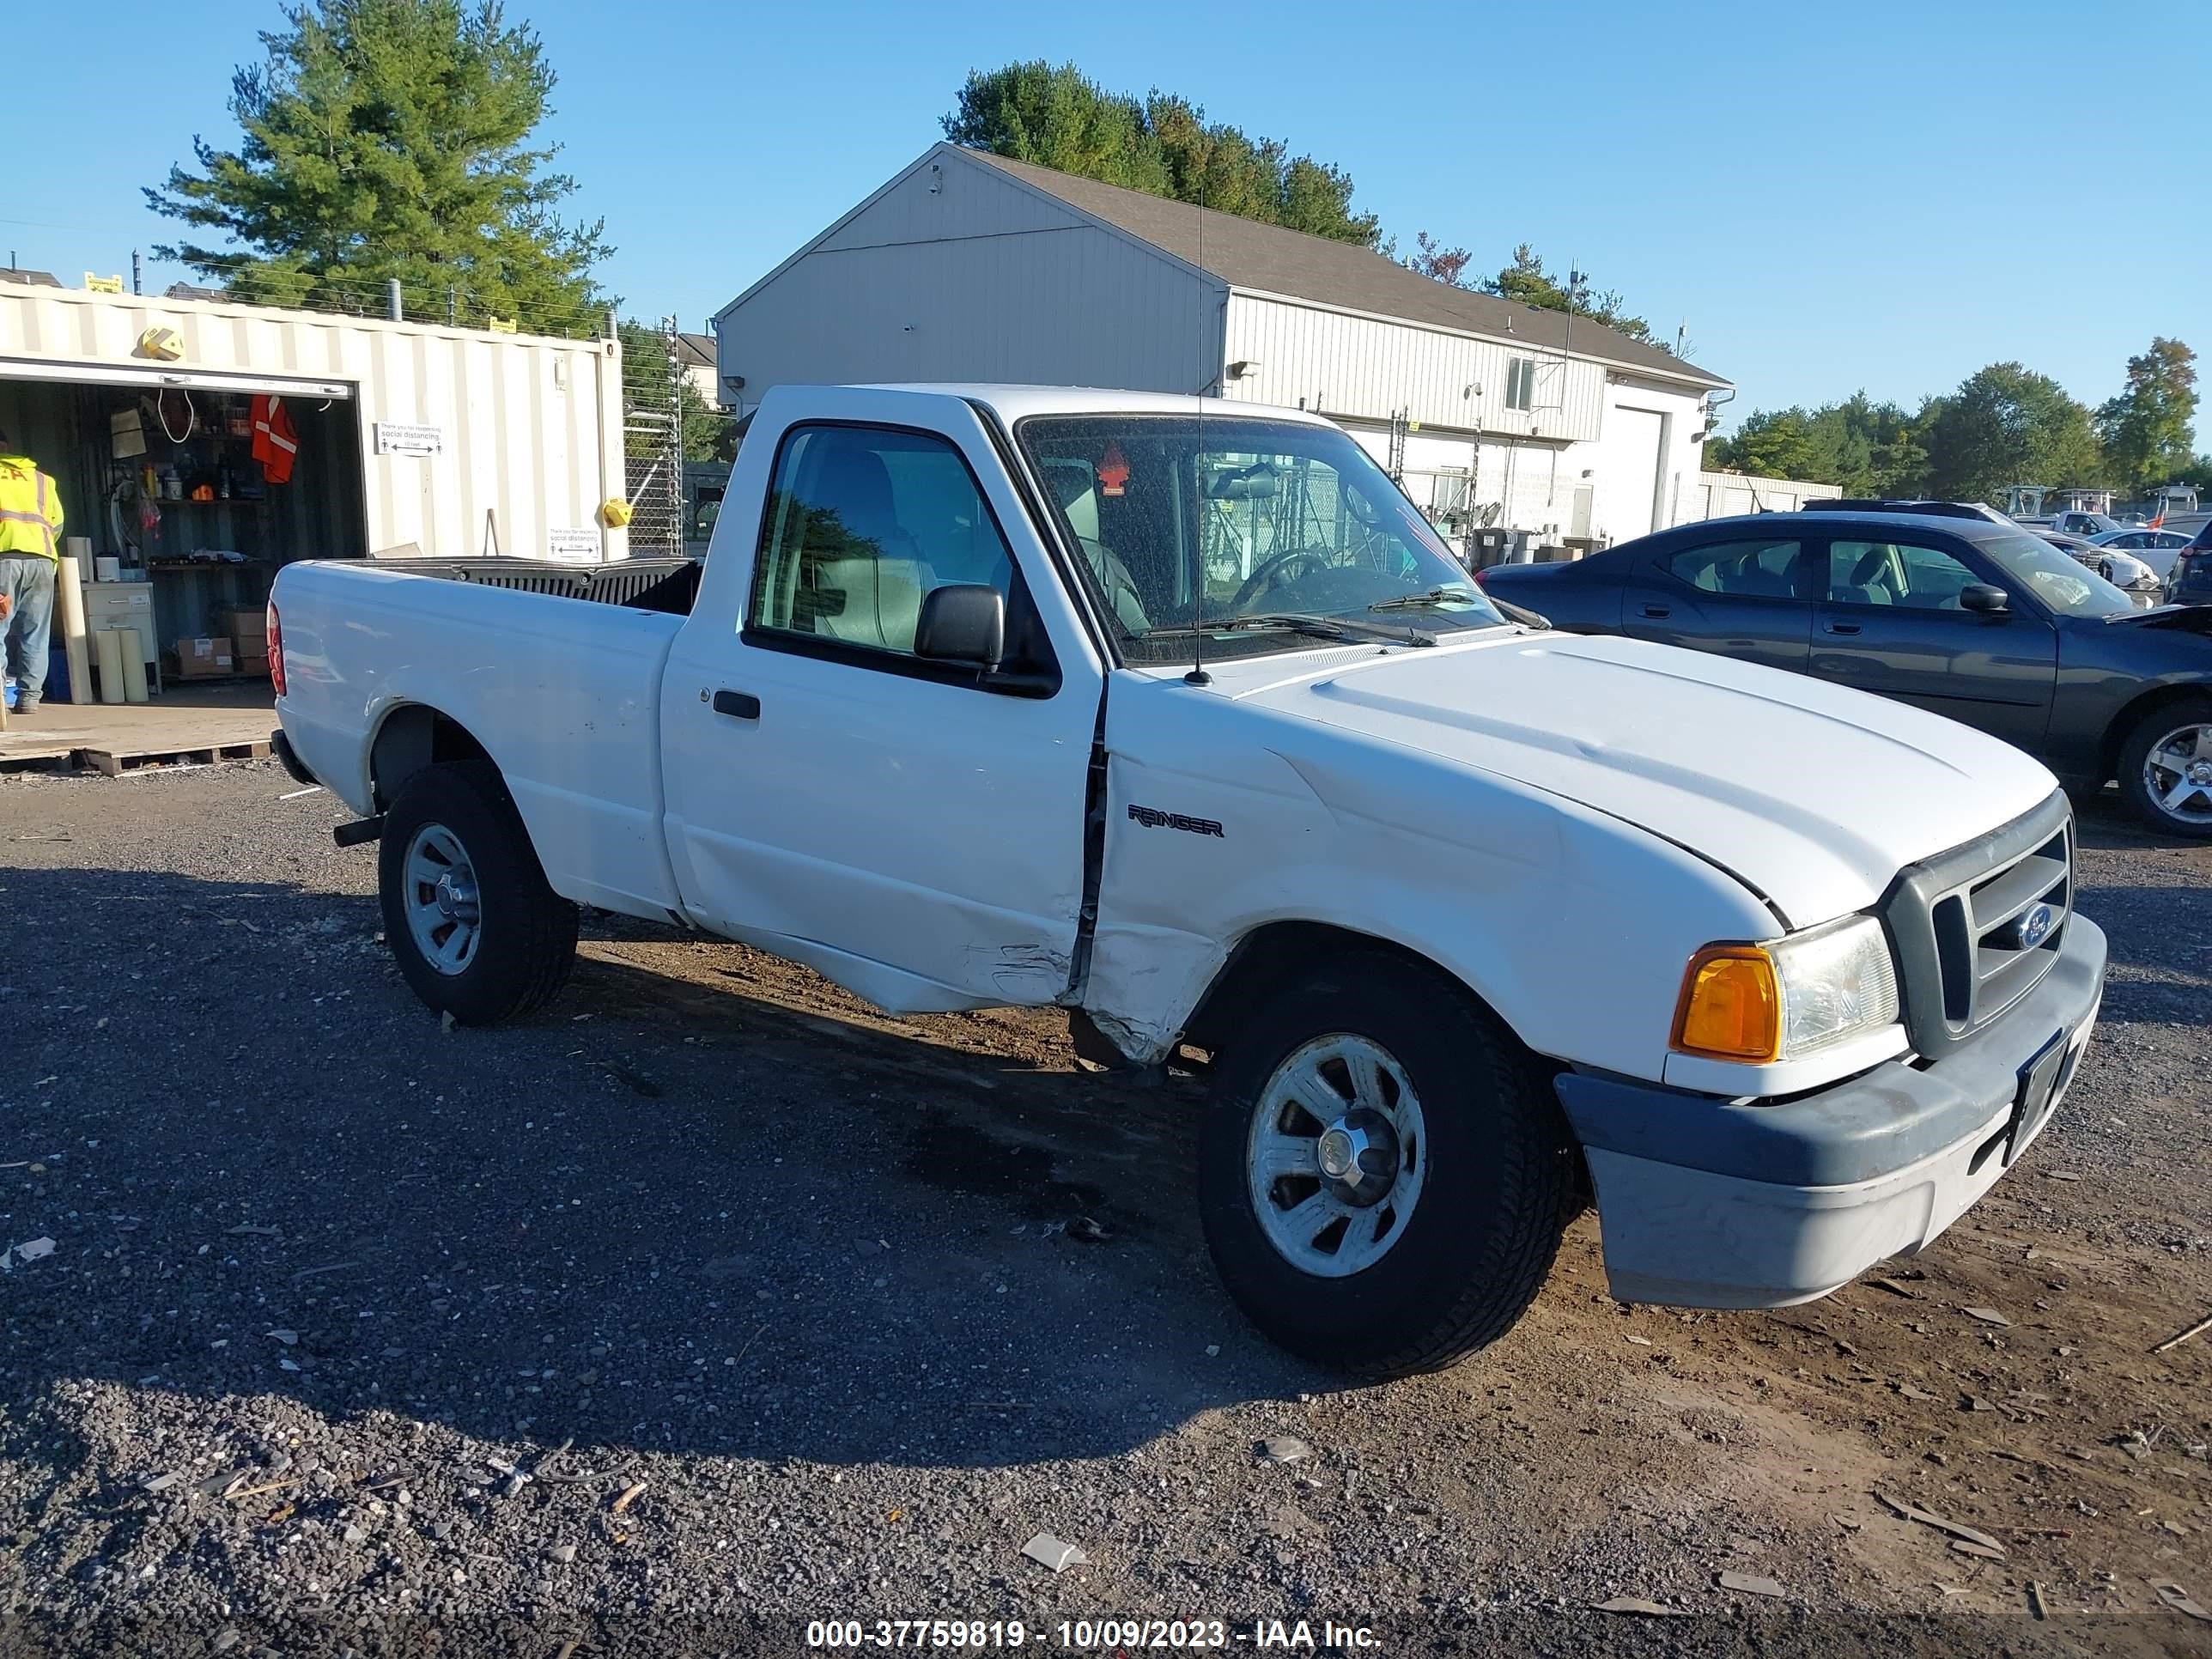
(377, 760, 579, 1024)
(2116, 694, 2212, 839)
(1198, 951, 1573, 1378)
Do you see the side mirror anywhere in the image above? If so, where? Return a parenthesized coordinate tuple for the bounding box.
(914, 583, 1005, 667)
(1960, 583, 2011, 616)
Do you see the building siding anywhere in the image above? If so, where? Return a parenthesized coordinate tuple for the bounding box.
(1223, 293, 1609, 441)
(717, 156, 1223, 412)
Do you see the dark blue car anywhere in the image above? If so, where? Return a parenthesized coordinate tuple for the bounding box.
(1479, 510, 2212, 836)
(2172, 520, 2212, 607)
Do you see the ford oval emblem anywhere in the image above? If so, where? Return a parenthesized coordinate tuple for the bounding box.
(2014, 902, 2055, 950)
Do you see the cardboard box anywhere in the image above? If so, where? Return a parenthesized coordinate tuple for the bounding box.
(221, 608, 269, 647)
(237, 650, 271, 678)
(173, 635, 236, 678)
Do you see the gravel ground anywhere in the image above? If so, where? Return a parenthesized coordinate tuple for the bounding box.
(0, 761, 2207, 1658)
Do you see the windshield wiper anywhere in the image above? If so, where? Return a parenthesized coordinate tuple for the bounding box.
(1147, 611, 1435, 647)
(1366, 586, 1480, 612)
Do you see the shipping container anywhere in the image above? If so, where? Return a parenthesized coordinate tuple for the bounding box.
(0, 282, 629, 568)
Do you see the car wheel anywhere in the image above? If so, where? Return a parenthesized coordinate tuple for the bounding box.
(1198, 949, 1573, 1378)
(2117, 694, 2212, 839)
(378, 759, 579, 1023)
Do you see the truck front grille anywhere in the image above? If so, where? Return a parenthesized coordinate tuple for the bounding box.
(1879, 791, 2074, 1060)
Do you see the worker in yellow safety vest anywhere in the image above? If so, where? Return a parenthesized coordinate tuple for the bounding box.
(0, 425, 64, 714)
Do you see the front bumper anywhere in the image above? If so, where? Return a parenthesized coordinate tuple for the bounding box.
(1554, 915, 2106, 1308)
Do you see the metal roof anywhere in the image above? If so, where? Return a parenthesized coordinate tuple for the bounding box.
(963, 149, 1727, 391)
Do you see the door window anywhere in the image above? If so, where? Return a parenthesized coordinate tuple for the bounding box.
(1662, 538, 1803, 598)
(1826, 539, 1981, 610)
(749, 424, 1016, 656)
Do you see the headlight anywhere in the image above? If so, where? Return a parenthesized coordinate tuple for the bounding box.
(1672, 915, 1900, 1063)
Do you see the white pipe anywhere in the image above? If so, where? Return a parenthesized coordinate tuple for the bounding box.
(57, 550, 91, 705)
(94, 626, 126, 704)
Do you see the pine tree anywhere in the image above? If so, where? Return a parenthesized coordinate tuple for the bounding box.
(147, 0, 611, 335)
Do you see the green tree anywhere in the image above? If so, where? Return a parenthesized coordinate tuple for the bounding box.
(2096, 337, 2197, 494)
(1923, 363, 2105, 502)
(147, 0, 610, 333)
(1707, 393, 1931, 493)
(944, 62, 1381, 247)
(1478, 246, 1665, 350)
(1711, 410, 1820, 481)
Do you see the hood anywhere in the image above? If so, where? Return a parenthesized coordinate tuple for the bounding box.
(2102, 603, 2212, 635)
(1222, 632, 2059, 927)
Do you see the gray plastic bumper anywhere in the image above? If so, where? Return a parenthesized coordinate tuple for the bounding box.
(1553, 915, 2106, 1308)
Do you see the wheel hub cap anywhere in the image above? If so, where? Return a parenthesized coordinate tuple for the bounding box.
(1316, 1111, 1400, 1201)
(2145, 723, 2212, 824)
(1245, 1034, 1427, 1279)
(402, 823, 483, 977)
(434, 872, 480, 923)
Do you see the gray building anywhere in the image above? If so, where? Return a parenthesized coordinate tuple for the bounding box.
(714, 143, 1734, 545)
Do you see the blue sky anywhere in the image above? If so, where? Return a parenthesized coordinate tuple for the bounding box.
(11, 0, 2207, 430)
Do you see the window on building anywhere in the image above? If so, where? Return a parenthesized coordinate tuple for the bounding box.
(749, 424, 1016, 657)
(1504, 357, 1535, 412)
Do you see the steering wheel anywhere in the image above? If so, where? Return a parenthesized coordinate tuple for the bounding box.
(1231, 549, 1335, 611)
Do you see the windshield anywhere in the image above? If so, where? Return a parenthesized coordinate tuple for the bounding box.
(1976, 527, 2137, 617)
(1017, 415, 1505, 662)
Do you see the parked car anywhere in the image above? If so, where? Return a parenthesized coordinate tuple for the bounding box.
(2091, 526, 2194, 583)
(1479, 509, 2212, 836)
(2035, 530, 2163, 606)
(268, 386, 2107, 1377)
(2039, 509, 2126, 539)
(2174, 521, 2212, 607)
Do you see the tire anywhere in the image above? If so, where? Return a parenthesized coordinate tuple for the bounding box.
(1198, 949, 1573, 1379)
(2115, 693, 2212, 840)
(377, 760, 578, 1024)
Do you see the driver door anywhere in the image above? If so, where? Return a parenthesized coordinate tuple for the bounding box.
(659, 389, 1108, 1012)
(1810, 536, 2057, 753)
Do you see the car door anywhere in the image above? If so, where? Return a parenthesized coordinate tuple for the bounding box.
(659, 389, 1107, 1012)
(1810, 534, 2058, 753)
(1619, 532, 1815, 674)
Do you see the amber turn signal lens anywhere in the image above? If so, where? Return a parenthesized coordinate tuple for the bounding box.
(1671, 945, 1780, 1062)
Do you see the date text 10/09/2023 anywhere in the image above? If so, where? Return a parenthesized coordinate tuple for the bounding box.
(805, 1620, 1381, 1650)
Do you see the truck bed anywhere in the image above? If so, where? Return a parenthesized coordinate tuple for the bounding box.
(273, 558, 691, 922)
(374, 556, 700, 613)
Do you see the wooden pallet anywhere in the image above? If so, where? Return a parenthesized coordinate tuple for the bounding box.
(0, 741, 82, 772)
(79, 738, 272, 776)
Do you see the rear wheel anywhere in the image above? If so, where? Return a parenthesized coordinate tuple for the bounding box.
(2117, 694, 2212, 839)
(378, 760, 578, 1024)
(1198, 950, 1573, 1378)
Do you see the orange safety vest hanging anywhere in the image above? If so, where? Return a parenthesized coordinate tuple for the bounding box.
(251, 394, 299, 485)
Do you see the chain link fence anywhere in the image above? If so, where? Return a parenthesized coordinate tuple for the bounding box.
(622, 316, 686, 557)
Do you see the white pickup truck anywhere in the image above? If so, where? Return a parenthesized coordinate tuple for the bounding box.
(270, 385, 2106, 1377)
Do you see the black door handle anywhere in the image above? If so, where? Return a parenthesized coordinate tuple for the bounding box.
(1823, 622, 1862, 635)
(713, 690, 761, 720)
(1639, 603, 1671, 618)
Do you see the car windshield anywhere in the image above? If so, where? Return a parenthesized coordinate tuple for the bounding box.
(1017, 415, 1505, 662)
(1977, 527, 2136, 617)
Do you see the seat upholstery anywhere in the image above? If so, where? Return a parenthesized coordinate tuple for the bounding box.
(1043, 462, 1151, 631)
(800, 446, 932, 652)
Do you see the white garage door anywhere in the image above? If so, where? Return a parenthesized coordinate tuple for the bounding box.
(1594, 406, 1665, 544)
